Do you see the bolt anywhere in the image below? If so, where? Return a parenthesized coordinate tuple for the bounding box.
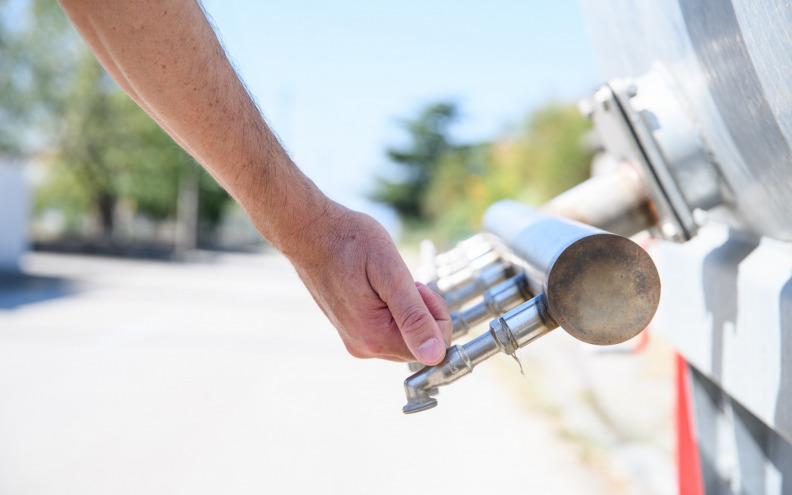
(693, 208, 709, 227)
(661, 222, 678, 239)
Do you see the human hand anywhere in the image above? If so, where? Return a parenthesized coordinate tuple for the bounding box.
(55, 0, 449, 366)
(285, 203, 452, 366)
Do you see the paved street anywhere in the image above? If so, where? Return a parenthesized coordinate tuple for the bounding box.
(0, 251, 674, 494)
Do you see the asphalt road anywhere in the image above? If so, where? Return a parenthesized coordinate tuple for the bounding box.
(0, 251, 673, 494)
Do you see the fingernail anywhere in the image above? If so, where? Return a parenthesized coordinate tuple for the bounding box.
(417, 338, 444, 364)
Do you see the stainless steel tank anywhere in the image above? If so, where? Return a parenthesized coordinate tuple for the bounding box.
(581, 0, 792, 241)
(579, 2, 792, 492)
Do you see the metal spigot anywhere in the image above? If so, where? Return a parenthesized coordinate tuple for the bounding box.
(403, 294, 557, 414)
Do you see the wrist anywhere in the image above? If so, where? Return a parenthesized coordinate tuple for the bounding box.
(236, 161, 342, 260)
(275, 194, 344, 262)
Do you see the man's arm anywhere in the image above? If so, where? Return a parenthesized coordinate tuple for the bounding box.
(57, 0, 451, 365)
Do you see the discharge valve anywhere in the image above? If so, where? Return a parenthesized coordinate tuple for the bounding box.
(402, 201, 661, 414)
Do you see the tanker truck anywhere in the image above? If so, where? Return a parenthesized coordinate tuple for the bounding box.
(401, 2, 792, 493)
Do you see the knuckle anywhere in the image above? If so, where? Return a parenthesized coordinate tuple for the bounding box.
(345, 337, 393, 359)
(360, 339, 387, 357)
(399, 308, 431, 336)
(344, 341, 370, 360)
(440, 320, 453, 341)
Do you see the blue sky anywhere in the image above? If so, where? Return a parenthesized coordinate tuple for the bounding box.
(200, 1, 602, 231)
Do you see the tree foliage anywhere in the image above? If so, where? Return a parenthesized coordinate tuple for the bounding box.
(0, 0, 81, 156)
(374, 101, 594, 244)
(1, 0, 231, 243)
(371, 102, 457, 222)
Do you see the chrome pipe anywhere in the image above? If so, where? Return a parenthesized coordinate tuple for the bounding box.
(434, 233, 495, 271)
(450, 273, 531, 340)
(406, 273, 531, 374)
(421, 234, 496, 290)
(540, 164, 656, 238)
(442, 260, 514, 311)
(435, 249, 499, 281)
(433, 250, 502, 290)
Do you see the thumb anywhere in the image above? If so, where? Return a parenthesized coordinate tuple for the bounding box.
(384, 269, 447, 366)
(416, 281, 453, 346)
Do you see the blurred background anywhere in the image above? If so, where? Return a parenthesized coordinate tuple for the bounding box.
(0, 0, 675, 493)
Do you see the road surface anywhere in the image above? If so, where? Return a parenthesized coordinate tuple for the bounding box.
(0, 251, 674, 494)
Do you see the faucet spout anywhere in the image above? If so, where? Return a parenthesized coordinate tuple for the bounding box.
(403, 345, 477, 413)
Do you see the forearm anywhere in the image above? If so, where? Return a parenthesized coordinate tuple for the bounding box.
(56, 0, 329, 255)
(57, 0, 452, 366)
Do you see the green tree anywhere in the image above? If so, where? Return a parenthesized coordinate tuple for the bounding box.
(487, 104, 592, 205)
(386, 101, 593, 245)
(0, 0, 21, 155)
(2, 0, 231, 243)
(371, 102, 458, 222)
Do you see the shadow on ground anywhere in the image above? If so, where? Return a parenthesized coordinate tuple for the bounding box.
(0, 272, 77, 310)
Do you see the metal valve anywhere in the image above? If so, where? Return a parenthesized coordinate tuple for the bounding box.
(403, 293, 557, 414)
(402, 201, 661, 414)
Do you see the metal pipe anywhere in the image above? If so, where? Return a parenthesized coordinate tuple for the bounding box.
(442, 260, 514, 311)
(432, 250, 502, 291)
(483, 200, 660, 345)
(406, 273, 531, 374)
(450, 273, 531, 340)
(402, 202, 660, 413)
(403, 294, 558, 414)
(540, 164, 656, 237)
(434, 233, 495, 271)
(435, 249, 499, 281)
